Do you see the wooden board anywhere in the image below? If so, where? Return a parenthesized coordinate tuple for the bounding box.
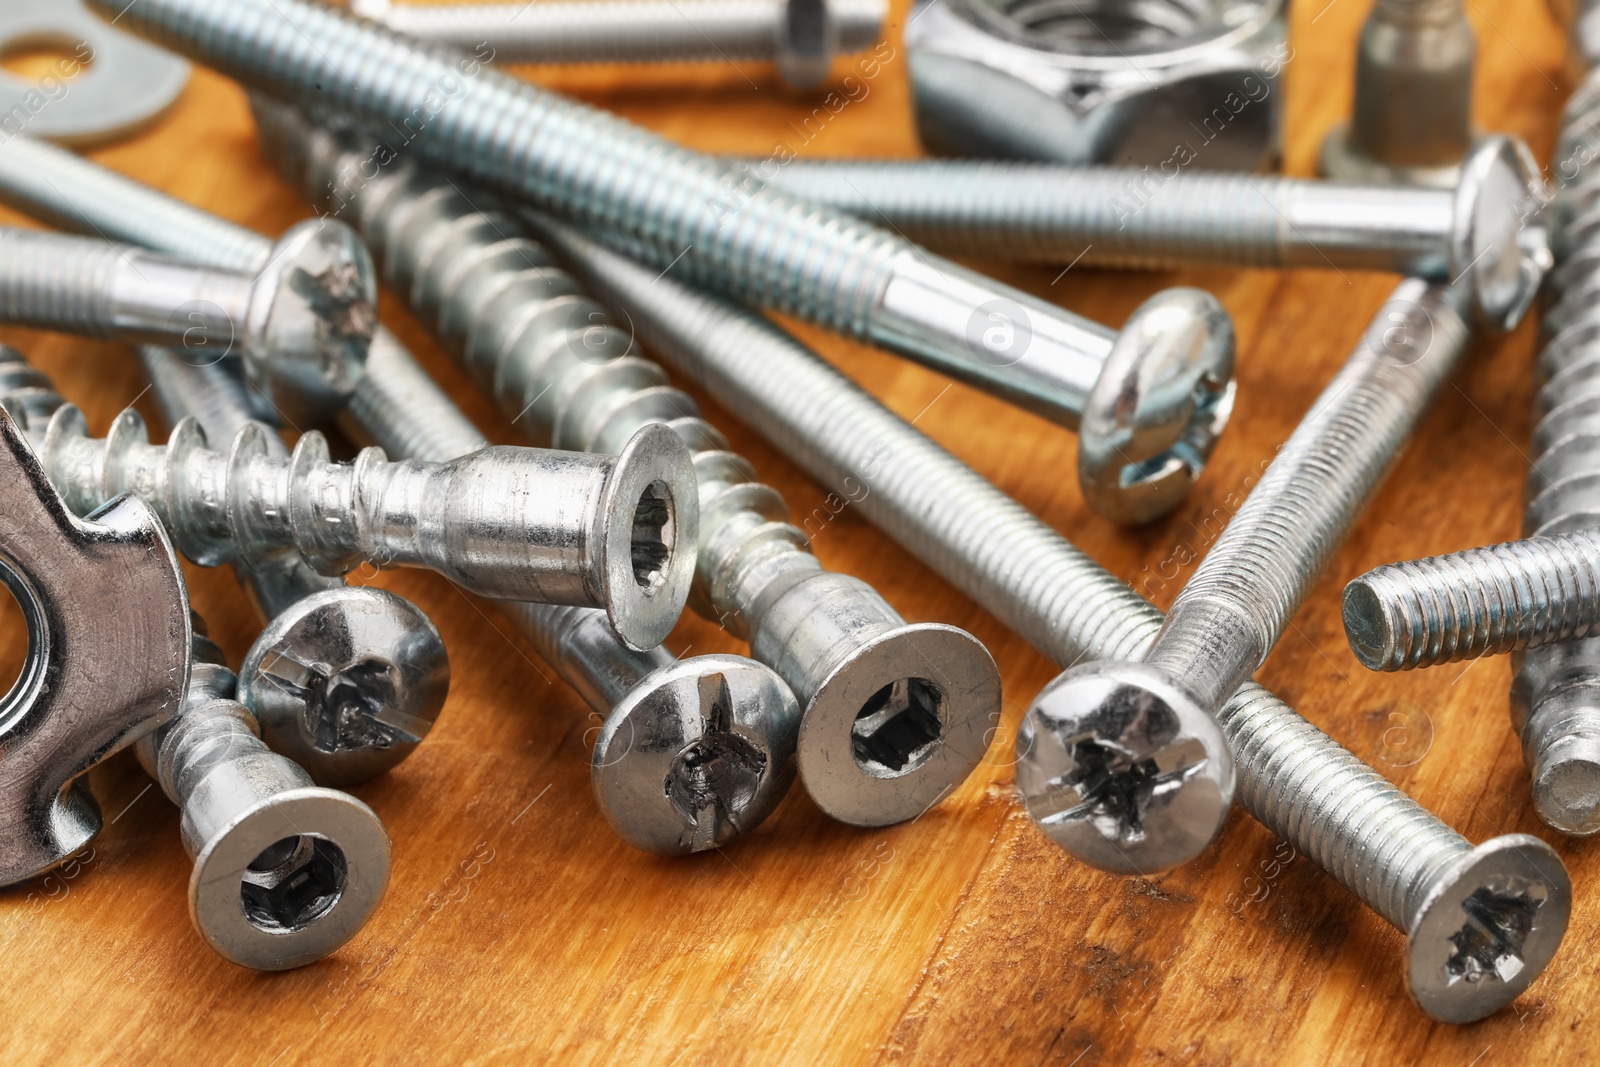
(0, 1, 1593, 1063)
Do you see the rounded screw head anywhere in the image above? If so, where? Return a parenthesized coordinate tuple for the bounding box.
(243, 218, 377, 426)
(597, 423, 700, 651)
(1079, 287, 1236, 526)
(238, 587, 450, 788)
(1016, 661, 1235, 875)
(1450, 134, 1553, 332)
(190, 787, 392, 971)
(592, 655, 801, 855)
(796, 623, 1001, 827)
(1406, 834, 1572, 1023)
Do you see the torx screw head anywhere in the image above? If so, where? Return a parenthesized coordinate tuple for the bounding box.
(591, 655, 801, 856)
(238, 587, 450, 788)
(1450, 134, 1552, 332)
(1405, 834, 1572, 1024)
(243, 218, 377, 425)
(1078, 287, 1236, 526)
(597, 423, 700, 650)
(1017, 661, 1235, 875)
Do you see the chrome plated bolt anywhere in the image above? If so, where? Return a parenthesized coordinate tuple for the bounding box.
(92, 0, 1240, 526)
(350, 0, 886, 88)
(258, 105, 1002, 827)
(10, 395, 697, 648)
(741, 138, 1552, 329)
(525, 216, 1571, 1023)
(0, 222, 373, 424)
(1343, 530, 1600, 671)
(137, 624, 391, 970)
(1320, 0, 1478, 188)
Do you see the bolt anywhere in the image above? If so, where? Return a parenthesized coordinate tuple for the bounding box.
(1342, 530, 1600, 671)
(0, 132, 489, 463)
(11, 392, 698, 648)
(136, 624, 391, 970)
(349, 0, 885, 89)
(509, 603, 800, 853)
(257, 107, 1001, 827)
(0, 222, 374, 425)
(1320, 0, 1478, 188)
(740, 136, 1552, 330)
(523, 216, 1571, 1023)
(93, 0, 1239, 527)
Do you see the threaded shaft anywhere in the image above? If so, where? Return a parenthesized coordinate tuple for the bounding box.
(505, 602, 671, 712)
(1345, 531, 1600, 671)
(0, 345, 65, 429)
(531, 217, 1480, 932)
(1147, 279, 1473, 708)
(0, 227, 124, 337)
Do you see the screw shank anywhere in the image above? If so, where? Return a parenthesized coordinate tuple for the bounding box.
(505, 602, 670, 711)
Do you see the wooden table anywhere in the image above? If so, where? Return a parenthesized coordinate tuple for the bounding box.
(1, 1, 1592, 1063)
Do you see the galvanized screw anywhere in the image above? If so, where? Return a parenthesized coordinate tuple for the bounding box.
(257, 104, 1003, 827)
(1321, 0, 1478, 188)
(1342, 530, 1600, 671)
(743, 138, 1552, 329)
(93, 0, 1240, 526)
(526, 215, 1572, 1024)
(350, 0, 886, 88)
(0, 222, 374, 425)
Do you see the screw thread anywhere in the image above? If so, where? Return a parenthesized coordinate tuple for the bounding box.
(505, 602, 670, 712)
(1149, 279, 1473, 707)
(0, 227, 125, 338)
(0, 345, 65, 428)
(1345, 530, 1600, 671)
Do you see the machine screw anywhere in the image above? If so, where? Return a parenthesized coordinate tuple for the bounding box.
(94, 0, 1240, 527)
(137, 624, 391, 970)
(0, 222, 373, 425)
(525, 216, 1572, 1024)
(257, 107, 1002, 827)
(508, 603, 801, 853)
(350, 0, 886, 89)
(1342, 530, 1600, 671)
(12, 395, 698, 648)
(742, 137, 1552, 329)
(1320, 0, 1478, 188)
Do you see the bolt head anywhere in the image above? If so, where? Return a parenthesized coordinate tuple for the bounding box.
(596, 424, 699, 651)
(190, 787, 391, 971)
(1450, 134, 1553, 332)
(238, 587, 449, 788)
(1079, 288, 1236, 526)
(244, 218, 377, 426)
(1016, 660, 1235, 875)
(1406, 834, 1572, 1023)
(592, 655, 801, 856)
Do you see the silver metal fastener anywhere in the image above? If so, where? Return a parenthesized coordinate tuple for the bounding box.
(257, 104, 1002, 827)
(1320, 0, 1478, 188)
(0, 222, 373, 425)
(91, 0, 1239, 527)
(350, 0, 886, 89)
(525, 216, 1572, 1024)
(739, 137, 1552, 329)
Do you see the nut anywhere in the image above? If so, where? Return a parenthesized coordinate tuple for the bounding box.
(905, 0, 1289, 169)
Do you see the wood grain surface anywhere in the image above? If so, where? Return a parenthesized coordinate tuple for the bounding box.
(0, 1, 1593, 1063)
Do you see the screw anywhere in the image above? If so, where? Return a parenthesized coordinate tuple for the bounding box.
(740, 137, 1552, 330)
(0, 133, 489, 464)
(135, 347, 451, 788)
(11, 391, 698, 648)
(349, 0, 885, 89)
(257, 106, 1002, 828)
(137, 624, 391, 970)
(92, 0, 1239, 527)
(0, 222, 374, 425)
(524, 216, 1571, 1023)
(1342, 530, 1600, 671)
(1320, 0, 1478, 188)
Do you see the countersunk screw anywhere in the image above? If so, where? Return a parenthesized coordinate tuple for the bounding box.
(742, 137, 1553, 330)
(1343, 530, 1600, 671)
(1320, 0, 1478, 188)
(350, 0, 886, 88)
(91, 0, 1239, 526)
(0, 222, 374, 425)
(257, 104, 1002, 827)
(525, 217, 1572, 1024)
